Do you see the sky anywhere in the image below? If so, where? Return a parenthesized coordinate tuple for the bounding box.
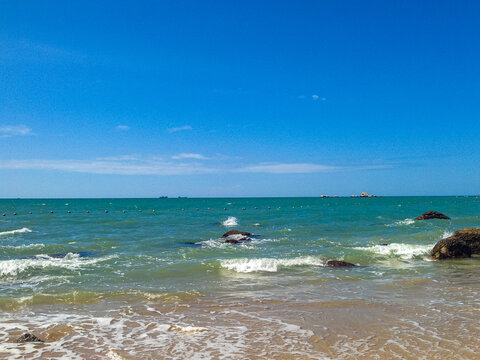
(0, 0, 479, 197)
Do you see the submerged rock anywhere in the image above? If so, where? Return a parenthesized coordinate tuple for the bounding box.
(13, 333, 44, 343)
(221, 230, 253, 244)
(414, 211, 450, 220)
(325, 260, 356, 267)
(431, 228, 480, 259)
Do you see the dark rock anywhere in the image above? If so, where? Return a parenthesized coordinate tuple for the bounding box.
(326, 260, 356, 267)
(431, 237, 472, 260)
(431, 228, 480, 259)
(14, 333, 44, 343)
(224, 237, 249, 244)
(222, 230, 253, 244)
(452, 228, 480, 254)
(414, 211, 450, 220)
(221, 230, 252, 238)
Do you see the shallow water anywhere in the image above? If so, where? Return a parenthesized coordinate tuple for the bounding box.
(1, 197, 480, 358)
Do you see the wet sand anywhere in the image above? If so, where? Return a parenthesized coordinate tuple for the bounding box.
(2, 270, 480, 359)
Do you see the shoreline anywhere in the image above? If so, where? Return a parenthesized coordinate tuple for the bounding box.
(2, 270, 480, 359)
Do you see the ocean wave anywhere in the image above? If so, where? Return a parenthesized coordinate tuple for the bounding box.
(221, 216, 238, 227)
(354, 243, 434, 260)
(220, 256, 324, 273)
(0, 228, 32, 236)
(196, 237, 276, 249)
(0, 253, 117, 278)
(0, 243, 45, 249)
(387, 219, 415, 227)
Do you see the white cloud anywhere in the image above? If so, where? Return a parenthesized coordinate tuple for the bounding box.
(0, 125, 33, 138)
(167, 125, 192, 133)
(115, 125, 130, 131)
(0, 158, 216, 175)
(0, 156, 390, 176)
(236, 163, 341, 174)
(172, 153, 208, 160)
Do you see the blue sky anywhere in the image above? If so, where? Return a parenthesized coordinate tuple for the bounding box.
(0, 0, 479, 197)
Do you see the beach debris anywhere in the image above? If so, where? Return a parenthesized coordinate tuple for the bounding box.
(414, 211, 450, 220)
(13, 333, 44, 343)
(431, 228, 480, 259)
(222, 230, 252, 244)
(325, 260, 356, 267)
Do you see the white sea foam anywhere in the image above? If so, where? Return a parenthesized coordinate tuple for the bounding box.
(387, 219, 415, 227)
(0, 305, 317, 360)
(442, 230, 454, 238)
(197, 236, 276, 249)
(221, 216, 238, 227)
(0, 228, 32, 236)
(0, 253, 117, 278)
(0, 243, 45, 249)
(220, 256, 324, 273)
(354, 243, 434, 260)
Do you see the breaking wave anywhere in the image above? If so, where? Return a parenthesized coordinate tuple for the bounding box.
(0, 253, 117, 278)
(0, 228, 32, 236)
(221, 216, 238, 227)
(220, 256, 324, 273)
(354, 243, 434, 260)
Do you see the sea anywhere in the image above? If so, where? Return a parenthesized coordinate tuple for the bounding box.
(1, 196, 480, 359)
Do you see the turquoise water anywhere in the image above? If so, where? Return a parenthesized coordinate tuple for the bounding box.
(1, 196, 479, 306)
(2, 196, 480, 359)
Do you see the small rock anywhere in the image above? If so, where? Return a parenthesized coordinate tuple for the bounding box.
(222, 230, 253, 244)
(221, 230, 252, 238)
(13, 333, 44, 343)
(414, 211, 450, 220)
(326, 260, 356, 267)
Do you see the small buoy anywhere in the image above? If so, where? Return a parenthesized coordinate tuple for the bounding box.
(28, 212, 32, 214)
(267, 207, 271, 209)
(13, 213, 16, 216)
(122, 210, 126, 213)
(139, 210, 142, 212)
(50, 211, 54, 214)
(2, 213, 5, 216)
(67, 211, 71, 214)
(86, 211, 90, 213)
(196, 208, 199, 211)
(224, 208, 227, 210)
(254, 207, 258, 209)
(242, 208, 246, 210)
(207, 208, 211, 210)
(152, 209, 155, 212)
(105, 210, 108, 213)
(181, 208, 184, 211)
